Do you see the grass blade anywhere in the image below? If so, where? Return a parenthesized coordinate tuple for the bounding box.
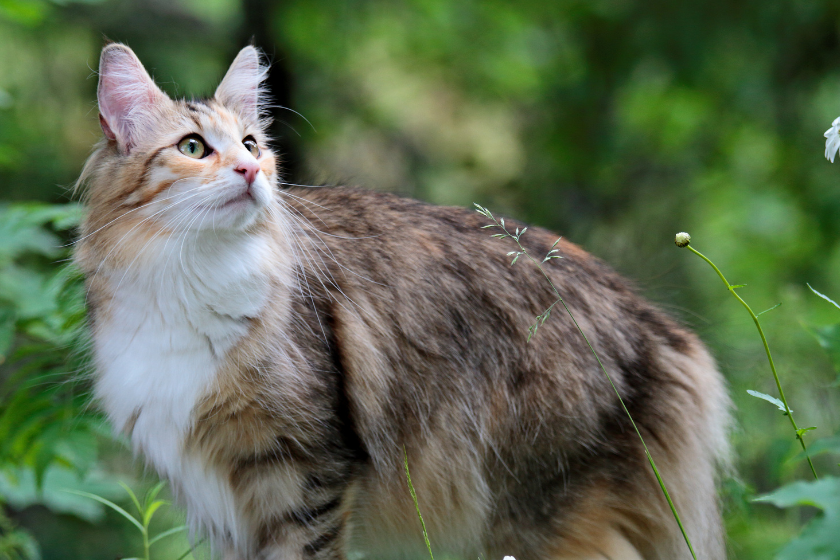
(403, 446, 434, 560)
(148, 525, 186, 546)
(64, 489, 144, 533)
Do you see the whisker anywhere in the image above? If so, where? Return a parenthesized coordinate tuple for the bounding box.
(68, 178, 199, 247)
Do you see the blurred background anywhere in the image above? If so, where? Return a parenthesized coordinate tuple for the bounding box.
(2, 0, 840, 558)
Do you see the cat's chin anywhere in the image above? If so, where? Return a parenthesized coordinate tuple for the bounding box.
(182, 196, 267, 232)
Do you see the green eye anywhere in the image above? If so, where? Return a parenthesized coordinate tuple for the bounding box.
(177, 135, 208, 159)
(243, 137, 260, 158)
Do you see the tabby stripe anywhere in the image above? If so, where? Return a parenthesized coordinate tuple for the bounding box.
(303, 523, 342, 557)
(290, 496, 342, 526)
(130, 146, 169, 206)
(256, 498, 341, 548)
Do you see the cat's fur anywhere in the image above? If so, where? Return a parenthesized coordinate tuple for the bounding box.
(75, 43, 730, 560)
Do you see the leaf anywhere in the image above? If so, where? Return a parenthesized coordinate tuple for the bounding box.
(148, 525, 187, 546)
(119, 481, 143, 517)
(551, 237, 562, 248)
(145, 480, 167, 506)
(0, 306, 14, 362)
(797, 427, 817, 439)
(0, 466, 121, 522)
(63, 489, 145, 533)
(143, 500, 166, 528)
(790, 436, 840, 463)
(755, 477, 840, 560)
(804, 323, 840, 379)
(808, 283, 840, 312)
(756, 303, 782, 317)
(510, 254, 521, 266)
(746, 390, 788, 412)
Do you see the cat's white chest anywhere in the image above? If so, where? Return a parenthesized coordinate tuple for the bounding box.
(92, 234, 274, 540)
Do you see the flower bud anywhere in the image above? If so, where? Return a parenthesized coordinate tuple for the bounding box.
(675, 232, 691, 248)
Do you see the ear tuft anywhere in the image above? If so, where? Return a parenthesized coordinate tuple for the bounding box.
(214, 46, 267, 123)
(97, 44, 167, 153)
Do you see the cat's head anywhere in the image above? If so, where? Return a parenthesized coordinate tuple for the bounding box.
(80, 43, 277, 234)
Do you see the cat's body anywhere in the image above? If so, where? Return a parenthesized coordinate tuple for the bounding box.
(76, 44, 729, 560)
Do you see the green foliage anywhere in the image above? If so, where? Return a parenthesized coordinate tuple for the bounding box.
(0, 202, 108, 553)
(66, 482, 189, 560)
(0, 202, 97, 483)
(0, 509, 39, 560)
(681, 239, 819, 480)
(756, 477, 840, 560)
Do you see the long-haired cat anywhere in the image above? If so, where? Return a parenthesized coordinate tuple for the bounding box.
(75, 43, 730, 560)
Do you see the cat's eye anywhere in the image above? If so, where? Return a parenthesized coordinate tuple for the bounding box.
(177, 135, 209, 159)
(243, 137, 260, 159)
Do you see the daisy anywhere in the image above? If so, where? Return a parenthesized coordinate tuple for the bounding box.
(825, 116, 840, 162)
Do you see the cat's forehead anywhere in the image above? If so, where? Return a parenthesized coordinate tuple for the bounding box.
(172, 99, 257, 143)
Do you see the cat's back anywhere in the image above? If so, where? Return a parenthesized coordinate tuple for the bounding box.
(278, 185, 729, 560)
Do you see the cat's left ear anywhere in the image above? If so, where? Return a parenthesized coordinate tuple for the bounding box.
(214, 46, 267, 124)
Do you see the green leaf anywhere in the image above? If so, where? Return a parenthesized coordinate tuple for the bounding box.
(790, 436, 840, 463)
(797, 427, 817, 439)
(0, 466, 121, 522)
(145, 480, 167, 507)
(148, 525, 187, 546)
(808, 283, 840, 312)
(0, 306, 14, 362)
(755, 477, 840, 560)
(756, 303, 782, 317)
(804, 323, 840, 379)
(119, 481, 143, 517)
(63, 489, 145, 533)
(143, 500, 166, 528)
(746, 390, 788, 412)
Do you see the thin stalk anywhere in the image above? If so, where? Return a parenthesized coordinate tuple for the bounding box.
(175, 538, 205, 560)
(403, 446, 434, 560)
(686, 244, 818, 480)
(506, 232, 698, 560)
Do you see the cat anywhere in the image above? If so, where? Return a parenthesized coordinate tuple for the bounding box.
(74, 43, 730, 560)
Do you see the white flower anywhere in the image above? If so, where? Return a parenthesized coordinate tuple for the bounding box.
(825, 116, 840, 163)
(675, 232, 691, 248)
(503, 557, 516, 560)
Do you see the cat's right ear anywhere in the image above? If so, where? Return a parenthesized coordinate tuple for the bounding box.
(97, 44, 166, 154)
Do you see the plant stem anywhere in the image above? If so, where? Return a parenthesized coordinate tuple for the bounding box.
(505, 233, 698, 560)
(403, 446, 434, 560)
(686, 245, 818, 480)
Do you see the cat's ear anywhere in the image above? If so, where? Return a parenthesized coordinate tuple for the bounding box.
(97, 44, 167, 154)
(214, 46, 266, 123)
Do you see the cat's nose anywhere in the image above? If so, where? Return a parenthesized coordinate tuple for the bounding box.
(234, 160, 260, 185)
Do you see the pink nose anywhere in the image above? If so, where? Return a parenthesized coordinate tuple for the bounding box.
(234, 160, 260, 185)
